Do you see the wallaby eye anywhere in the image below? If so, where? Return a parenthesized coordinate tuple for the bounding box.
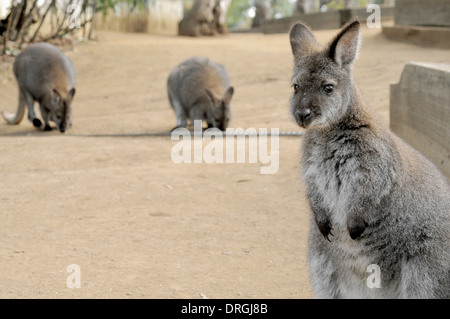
(324, 84, 334, 94)
(293, 84, 300, 92)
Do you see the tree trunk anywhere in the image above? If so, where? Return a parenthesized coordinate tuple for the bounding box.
(213, 0, 230, 34)
(344, 0, 358, 9)
(294, 0, 319, 15)
(252, 0, 270, 28)
(30, 0, 55, 42)
(88, 0, 98, 40)
(295, 0, 305, 15)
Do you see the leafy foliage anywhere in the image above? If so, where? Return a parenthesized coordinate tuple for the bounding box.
(227, 0, 253, 28)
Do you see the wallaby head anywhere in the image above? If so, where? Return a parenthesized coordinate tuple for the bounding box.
(48, 87, 76, 133)
(289, 20, 361, 129)
(205, 86, 234, 130)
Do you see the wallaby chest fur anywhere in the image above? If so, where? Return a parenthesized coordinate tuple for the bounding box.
(289, 21, 450, 298)
(167, 56, 234, 131)
(2, 42, 76, 132)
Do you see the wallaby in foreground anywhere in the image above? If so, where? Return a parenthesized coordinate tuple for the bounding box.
(2, 42, 76, 133)
(289, 20, 450, 298)
(167, 56, 234, 131)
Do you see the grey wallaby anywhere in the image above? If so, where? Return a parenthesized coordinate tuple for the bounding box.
(289, 20, 450, 298)
(178, 0, 218, 37)
(167, 56, 234, 131)
(2, 42, 76, 133)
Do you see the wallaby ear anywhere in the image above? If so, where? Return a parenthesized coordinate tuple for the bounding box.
(52, 89, 61, 102)
(328, 20, 361, 68)
(224, 86, 234, 103)
(205, 89, 218, 104)
(69, 88, 76, 99)
(289, 23, 318, 60)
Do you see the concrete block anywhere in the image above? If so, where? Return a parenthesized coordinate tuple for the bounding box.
(390, 62, 450, 179)
(254, 5, 394, 34)
(260, 11, 341, 34)
(395, 0, 450, 27)
(298, 10, 342, 31)
(349, 5, 395, 24)
(382, 25, 450, 48)
(259, 16, 298, 34)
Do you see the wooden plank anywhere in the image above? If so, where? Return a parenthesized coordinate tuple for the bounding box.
(390, 62, 450, 180)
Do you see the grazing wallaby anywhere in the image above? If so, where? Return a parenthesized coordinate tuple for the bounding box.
(2, 42, 76, 133)
(167, 56, 234, 131)
(178, 0, 216, 37)
(289, 20, 450, 298)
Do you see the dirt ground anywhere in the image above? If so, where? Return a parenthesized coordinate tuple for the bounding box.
(0, 25, 449, 299)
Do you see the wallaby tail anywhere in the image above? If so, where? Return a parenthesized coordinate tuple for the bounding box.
(2, 101, 26, 125)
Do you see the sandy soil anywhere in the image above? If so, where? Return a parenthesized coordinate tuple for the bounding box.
(0, 25, 449, 299)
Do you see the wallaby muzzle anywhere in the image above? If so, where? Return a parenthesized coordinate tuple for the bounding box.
(294, 108, 312, 128)
(218, 122, 226, 131)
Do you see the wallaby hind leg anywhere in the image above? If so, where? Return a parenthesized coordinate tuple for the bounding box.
(1, 90, 27, 125)
(308, 228, 341, 298)
(168, 90, 188, 130)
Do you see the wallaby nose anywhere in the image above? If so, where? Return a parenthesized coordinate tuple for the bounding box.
(295, 108, 312, 124)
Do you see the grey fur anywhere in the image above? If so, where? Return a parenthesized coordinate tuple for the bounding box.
(289, 20, 450, 298)
(167, 56, 234, 131)
(2, 42, 76, 133)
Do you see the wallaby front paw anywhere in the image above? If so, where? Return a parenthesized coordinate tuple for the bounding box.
(33, 118, 42, 128)
(317, 220, 333, 241)
(347, 217, 367, 240)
